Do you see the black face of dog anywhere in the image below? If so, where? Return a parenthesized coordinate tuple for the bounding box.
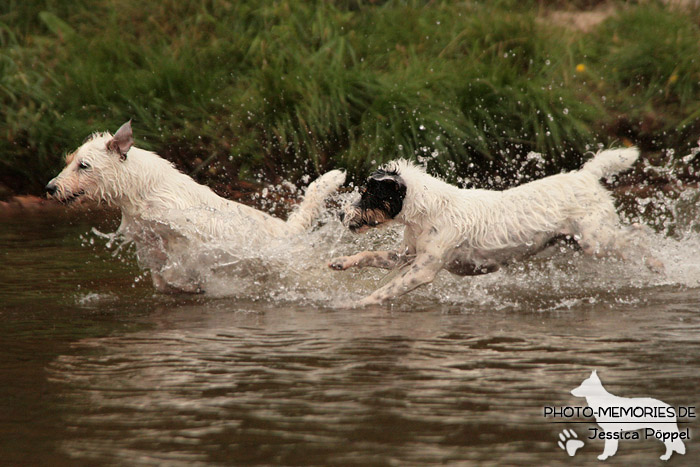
(344, 169, 406, 233)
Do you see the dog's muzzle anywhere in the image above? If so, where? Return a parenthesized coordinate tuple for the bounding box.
(46, 180, 84, 204)
(342, 205, 366, 232)
(348, 221, 366, 233)
(347, 217, 376, 234)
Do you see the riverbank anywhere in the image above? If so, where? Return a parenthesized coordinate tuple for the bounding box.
(2, 0, 699, 198)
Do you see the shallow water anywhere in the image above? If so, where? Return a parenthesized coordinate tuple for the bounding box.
(1, 208, 699, 466)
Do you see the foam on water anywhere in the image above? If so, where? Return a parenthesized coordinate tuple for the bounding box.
(76, 292, 119, 306)
(91, 173, 700, 311)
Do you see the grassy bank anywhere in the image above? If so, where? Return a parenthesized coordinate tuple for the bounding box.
(1, 0, 700, 197)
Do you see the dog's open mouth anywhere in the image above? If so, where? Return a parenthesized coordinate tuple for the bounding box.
(349, 223, 371, 234)
(348, 219, 383, 234)
(57, 190, 86, 205)
(345, 206, 392, 233)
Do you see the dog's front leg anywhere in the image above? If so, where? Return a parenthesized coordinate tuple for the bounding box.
(356, 253, 444, 306)
(329, 250, 409, 270)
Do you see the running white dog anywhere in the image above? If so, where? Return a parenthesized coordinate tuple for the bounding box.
(330, 148, 663, 306)
(47, 121, 345, 292)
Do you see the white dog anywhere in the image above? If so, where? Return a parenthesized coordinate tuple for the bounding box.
(47, 121, 345, 292)
(571, 370, 686, 461)
(330, 148, 663, 306)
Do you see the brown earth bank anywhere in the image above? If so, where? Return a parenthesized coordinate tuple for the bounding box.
(3, 1, 700, 202)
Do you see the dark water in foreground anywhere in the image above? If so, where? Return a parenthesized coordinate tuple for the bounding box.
(1, 211, 699, 466)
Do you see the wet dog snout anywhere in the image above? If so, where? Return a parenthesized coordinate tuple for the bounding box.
(45, 181, 57, 196)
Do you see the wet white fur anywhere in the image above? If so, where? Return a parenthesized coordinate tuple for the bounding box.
(49, 131, 345, 291)
(390, 148, 638, 251)
(332, 148, 662, 306)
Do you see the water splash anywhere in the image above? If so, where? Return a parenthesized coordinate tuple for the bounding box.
(86, 156, 699, 311)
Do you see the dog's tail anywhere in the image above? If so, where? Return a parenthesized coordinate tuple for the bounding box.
(285, 169, 346, 233)
(582, 147, 639, 178)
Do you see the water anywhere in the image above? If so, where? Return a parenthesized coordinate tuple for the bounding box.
(1, 206, 699, 466)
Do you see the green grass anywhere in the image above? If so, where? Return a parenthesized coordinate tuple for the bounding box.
(1, 0, 699, 196)
(582, 2, 700, 149)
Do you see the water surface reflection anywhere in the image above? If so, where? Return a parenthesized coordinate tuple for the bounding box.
(47, 298, 700, 466)
(1, 213, 698, 465)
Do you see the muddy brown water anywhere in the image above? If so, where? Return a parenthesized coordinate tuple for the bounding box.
(1, 211, 699, 466)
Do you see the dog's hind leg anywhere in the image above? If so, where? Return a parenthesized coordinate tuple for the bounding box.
(576, 223, 627, 259)
(573, 214, 665, 273)
(329, 250, 414, 270)
(630, 223, 666, 273)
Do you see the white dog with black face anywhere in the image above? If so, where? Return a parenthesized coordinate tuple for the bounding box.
(47, 121, 345, 292)
(330, 148, 663, 306)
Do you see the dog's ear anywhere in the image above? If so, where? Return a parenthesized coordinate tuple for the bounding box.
(369, 173, 401, 188)
(106, 120, 133, 161)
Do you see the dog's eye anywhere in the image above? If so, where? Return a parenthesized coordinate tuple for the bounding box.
(78, 161, 91, 170)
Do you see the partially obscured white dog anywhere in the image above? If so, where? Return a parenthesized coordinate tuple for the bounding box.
(330, 148, 663, 306)
(47, 121, 345, 292)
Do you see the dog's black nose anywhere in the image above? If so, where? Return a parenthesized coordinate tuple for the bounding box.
(338, 211, 345, 222)
(46, 182, 57, 196)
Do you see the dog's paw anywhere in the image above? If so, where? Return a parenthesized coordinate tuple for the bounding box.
(557, 429, 584, 457)
(356, 296, 383, 308)
(329, 256, 352, 270)
(645, 256, 666, 274)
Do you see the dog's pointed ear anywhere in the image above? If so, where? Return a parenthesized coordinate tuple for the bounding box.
(369, 173, 401, 187)
(370, 173, 389, 182)
(106, 120, 133, 161)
